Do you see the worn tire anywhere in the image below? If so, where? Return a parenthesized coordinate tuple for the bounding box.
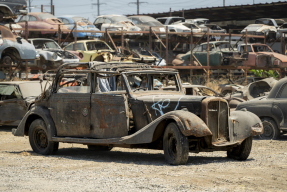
(29, 119, 57, 155)
(87, 145, 113, 151)
(227, 136, 252, 161)
(163, 122, 189, 165)
(259, 118, 280, 140)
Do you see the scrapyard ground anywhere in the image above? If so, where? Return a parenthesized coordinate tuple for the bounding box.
(0, 126, 286, 192)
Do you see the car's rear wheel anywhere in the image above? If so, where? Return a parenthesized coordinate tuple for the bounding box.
(260, 118, 280, 140)
(227, 136, 252, 160)
(163, 122, 189, 165)
(87, 145, 113, 151)
(29, 119, 58, 155)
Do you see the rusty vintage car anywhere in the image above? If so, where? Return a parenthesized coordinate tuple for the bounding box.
(12, 62, 263, 165)
(0, 0, 27, 18)
(238, 43, 287, 67)
(236, 77, 287, 140)
(172, 41, 246, 66)
(0, 81, 46, 126)
(17, 12, 69, 38)
(226, 77, 277, 101)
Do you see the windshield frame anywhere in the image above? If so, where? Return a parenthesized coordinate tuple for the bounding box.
(32, 39, 61, 50)
(122, 71, 183, 97)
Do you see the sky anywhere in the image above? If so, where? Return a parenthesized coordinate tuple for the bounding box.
(27, 0, 280, 22)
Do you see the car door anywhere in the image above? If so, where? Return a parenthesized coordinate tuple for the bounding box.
(90, 75, 129, 139)
(49, 73, 91, 137)
(0, 84, 26, 126)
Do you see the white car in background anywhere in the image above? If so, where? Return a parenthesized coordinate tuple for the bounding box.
(93, 15, 142, 36)
(156, 17, 191, 33)
(28, 38, 79, 72)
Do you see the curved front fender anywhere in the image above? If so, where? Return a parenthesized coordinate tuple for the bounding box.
(229, 110, 263, 142)
(122, 110, 212, 145)
(12, 106, 57, 140)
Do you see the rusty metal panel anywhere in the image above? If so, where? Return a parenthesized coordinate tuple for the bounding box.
(0, 99, 26, 126)
(50, 93, 91, 137)
(90, 94, 129, 138)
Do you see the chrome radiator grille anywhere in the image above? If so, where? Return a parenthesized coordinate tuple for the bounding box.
(207, 100, 229, 142)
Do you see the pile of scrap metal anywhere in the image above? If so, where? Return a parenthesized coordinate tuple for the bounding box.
(238, 43, 287, 67)
(172, 41, 248, 66)
(222, 77, 277, 101)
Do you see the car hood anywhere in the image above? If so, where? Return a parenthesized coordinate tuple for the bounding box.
(134, 94, 206, 116)
(258, 52, 287, 62)
(241, 24, 277, 33)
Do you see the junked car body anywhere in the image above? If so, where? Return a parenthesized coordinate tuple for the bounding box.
(241, 24, 278, 41)
(58, 15, 101, 39)
(17, 12, 69, 38)
(64, 40, 115, 62)
(255, 18, 285, 29)
(225, 77, 277, 101)
(117, 47, 158, 63)
(0, 0, 27, 17)
(172, 41, 245, 66)
(236, 77, 287, 140)
(156, 17, 191, 33)
(13, 62, 262, 165)
(0, 25, 36, 68)
(238, 43, 287, 67)
(28, 38, 79, 72)
(0, 81, 45, 126)
(93, 15, 141, 36)
(128, 15, 166, 37)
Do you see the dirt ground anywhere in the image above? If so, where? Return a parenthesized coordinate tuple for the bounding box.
(0, 126, 287, 192)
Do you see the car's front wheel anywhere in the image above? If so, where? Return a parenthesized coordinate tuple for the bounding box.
(29, 119, 58, 155)
(227, 136, 252, 160)
(163, 122, 189, 165)
(260, 118, 280, 140)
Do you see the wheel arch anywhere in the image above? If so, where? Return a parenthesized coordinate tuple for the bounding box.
(0, 5, 14, 16)
(1, 47, 21, 60)
(13, 106, 57, 140)
(259, 115, 280, 129)
(124, 111, 212, 145)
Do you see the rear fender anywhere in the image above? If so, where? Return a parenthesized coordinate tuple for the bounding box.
(12, 106, 57, 140)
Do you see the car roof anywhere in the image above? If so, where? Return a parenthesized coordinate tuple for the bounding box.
(28, 38, 56, 41)
(68, 39, 106, 43)
(200, 41, 229, 45)
(97, 15, 123, 18)
(58, 15, 83, 18)
(0, 81, 41, 85)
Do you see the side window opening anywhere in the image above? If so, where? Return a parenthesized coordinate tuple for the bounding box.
(57, 73, 90, 93)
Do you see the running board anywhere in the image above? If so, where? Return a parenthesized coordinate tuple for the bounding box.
(51, 137, 123, 145)
(212, 141, 239, 147)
